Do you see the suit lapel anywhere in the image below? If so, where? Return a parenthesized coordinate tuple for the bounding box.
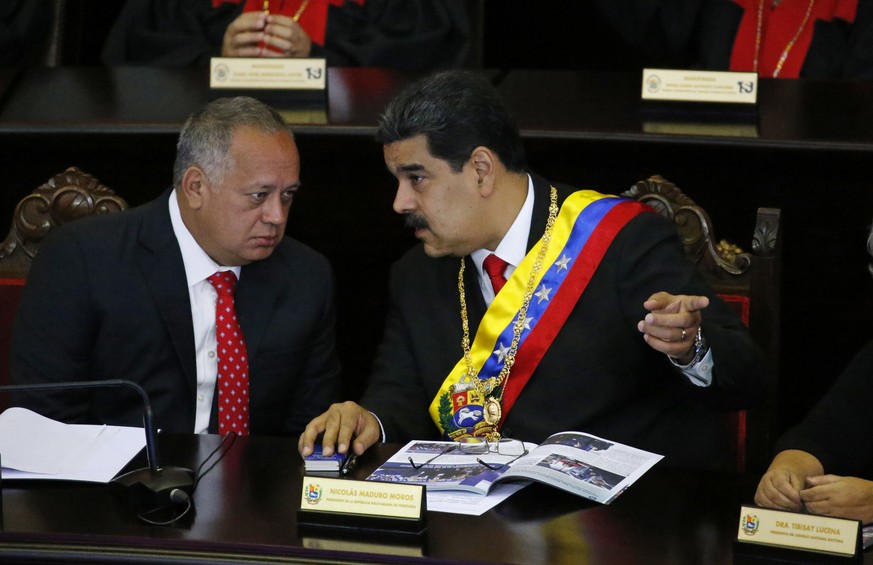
(235, 255, 279, 358)
(526, 172, 557, 252)
(463, 255, 486, 331)
(137, 191, 197, 394)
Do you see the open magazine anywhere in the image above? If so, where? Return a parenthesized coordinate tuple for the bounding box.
(366, 431, 663, 505)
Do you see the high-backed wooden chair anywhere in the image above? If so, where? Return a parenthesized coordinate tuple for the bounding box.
(622, 175, 782, 474)
(0, 167, 128, 397)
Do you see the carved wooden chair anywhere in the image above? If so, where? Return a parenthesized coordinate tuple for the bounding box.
(0, 167, 128, 397)
(622, 175, 782, 474)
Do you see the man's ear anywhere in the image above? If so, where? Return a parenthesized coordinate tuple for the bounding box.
(180, 166, 209, 210)
(470, 146, 497, 196)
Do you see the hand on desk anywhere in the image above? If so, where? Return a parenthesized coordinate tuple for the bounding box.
(637, 292, 708, 364)
(756, 449, 873, 523)
(222, 13, 312, 58)
(755, 450, 821, 512)
(298, 401, 381, 458)
(800, 475, 873, 524)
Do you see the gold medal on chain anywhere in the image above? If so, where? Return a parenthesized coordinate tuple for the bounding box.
(456, 187, 558, 440)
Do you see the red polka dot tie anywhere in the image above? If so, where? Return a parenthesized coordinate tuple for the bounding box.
(483, 253, 509, 295)
(207, 271, 250, 436)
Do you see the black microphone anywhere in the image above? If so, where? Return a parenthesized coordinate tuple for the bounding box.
(0, 379, 195, 513)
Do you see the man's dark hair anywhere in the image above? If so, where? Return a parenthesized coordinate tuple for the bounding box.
(375, 71, 526, 173)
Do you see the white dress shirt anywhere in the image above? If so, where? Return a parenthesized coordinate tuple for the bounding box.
(169, 190, 241, 433)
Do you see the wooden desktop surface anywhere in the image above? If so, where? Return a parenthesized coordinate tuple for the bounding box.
(0, 66, 417, 136)
(2, 66, 872, 148)
(496, 70, 873, 150)
(0, 433, 788, 565)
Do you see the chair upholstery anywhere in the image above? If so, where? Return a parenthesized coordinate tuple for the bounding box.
(622, 175, 782, 473)
(0, 167, 128, 401)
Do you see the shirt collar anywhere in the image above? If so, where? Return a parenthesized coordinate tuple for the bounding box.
(471, 174, 535, 277)
(168, 189, 241, 286)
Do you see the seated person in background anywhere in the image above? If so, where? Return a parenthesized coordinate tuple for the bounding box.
(755, 226, 873, 523)
(101, 0, 471, 70)
(593, 0, 873, 78)
(11, 96, 341, 437)
(299, 70, 767, 470)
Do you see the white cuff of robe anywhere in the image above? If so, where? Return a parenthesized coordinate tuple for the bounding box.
(670, 348, 714, 387)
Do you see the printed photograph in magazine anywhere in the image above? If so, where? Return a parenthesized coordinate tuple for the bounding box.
(366, 431, 662, 505)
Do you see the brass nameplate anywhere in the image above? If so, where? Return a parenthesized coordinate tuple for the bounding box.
(642, 68, 757, 104)
(210, 57, 326, 90)
(300, 476, 424, 520)
(738, 505, 860, 558)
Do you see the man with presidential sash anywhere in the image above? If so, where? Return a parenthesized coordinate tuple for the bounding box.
(299, 71, 767, 471)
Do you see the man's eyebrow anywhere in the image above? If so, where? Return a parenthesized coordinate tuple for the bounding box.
(396, 163, 426, 173)
(249, 181, 301, 190)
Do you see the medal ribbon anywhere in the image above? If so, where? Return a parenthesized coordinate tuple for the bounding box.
(429, 191, 651, 439)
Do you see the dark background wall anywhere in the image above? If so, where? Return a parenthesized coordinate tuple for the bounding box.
(481, 1, 647, 71)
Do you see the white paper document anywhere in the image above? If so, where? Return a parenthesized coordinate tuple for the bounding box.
(0, 407, 146, 483)
(426, 482, 527, 515)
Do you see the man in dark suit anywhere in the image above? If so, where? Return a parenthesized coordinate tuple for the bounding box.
(11, 96, 340, 437)
(299, 71, 766, 470)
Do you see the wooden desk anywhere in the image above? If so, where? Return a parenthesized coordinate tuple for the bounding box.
(0, 433, 778, 564)
(0, 66, 418, 136)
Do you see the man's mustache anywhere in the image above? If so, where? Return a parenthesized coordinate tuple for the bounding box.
(403, 214, 429, 230)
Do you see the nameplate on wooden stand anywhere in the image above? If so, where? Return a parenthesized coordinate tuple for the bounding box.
(298, 477, 426, 534)
(641, 68, 757, 105)
(210, 58, 326, 91)
(736, 505, 861, 561)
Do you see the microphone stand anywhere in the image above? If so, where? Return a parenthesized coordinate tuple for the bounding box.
(0, 379, 194, 513)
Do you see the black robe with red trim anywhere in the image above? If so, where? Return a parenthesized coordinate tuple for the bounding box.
(593, 0, 873, 78)
(101, 0, 471, 70)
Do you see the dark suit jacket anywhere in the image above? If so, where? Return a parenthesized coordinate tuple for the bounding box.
(10, 190, 341, 437)
(776, 339, 873, 479)
(360, 173, 767, 470)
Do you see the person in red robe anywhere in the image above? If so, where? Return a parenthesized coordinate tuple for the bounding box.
(594, 0, 872, 78)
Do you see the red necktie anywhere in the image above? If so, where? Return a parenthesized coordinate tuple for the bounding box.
(207, 271, 250, 436)
(483, 254, 509, 295)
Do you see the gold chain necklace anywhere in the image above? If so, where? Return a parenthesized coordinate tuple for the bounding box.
(262, 0, 310, 20)
(458, 187, 558, 441)
(754, 0, 816, 77)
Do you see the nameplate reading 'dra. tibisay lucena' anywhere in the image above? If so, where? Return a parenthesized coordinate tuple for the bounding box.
(642, 68, 757, 105)
(737, 505, 861, 558)
(210, 57, 326, 90)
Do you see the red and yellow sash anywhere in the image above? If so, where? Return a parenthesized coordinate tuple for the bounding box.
(429, 190, 650, 440)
